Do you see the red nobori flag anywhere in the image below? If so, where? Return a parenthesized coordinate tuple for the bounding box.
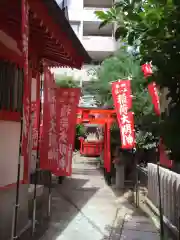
(40, 68, 58, 172)
(31, 73, 41, 151)
(112, 80, 135, 149)
(21, 0, 31, 183)
(141, 63, 161, 116)
(159, 139, 173, 168)
(148, 82, 161, 116)
(55, 88, 81, 176)
(31, 100, 40, 151)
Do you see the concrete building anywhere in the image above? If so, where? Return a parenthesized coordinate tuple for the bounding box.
(54, 0, 117, 107)
(67, 0, 116, 62)
(54, 0, 116, 83)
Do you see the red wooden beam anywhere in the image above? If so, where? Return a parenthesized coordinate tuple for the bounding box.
(78, 107, 116, 115)
(0, 111, 21, 122)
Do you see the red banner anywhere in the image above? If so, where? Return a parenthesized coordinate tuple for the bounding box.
(141, 63, 153, 77)
(159, 139, 173, 168)
(31, 73, 40, 151)
(148, 82, 161, 116)
(31, 99, 41, 150)
(22, 0, 31, 183)
(55, 88, 81, 176)
(112, 80, 135, 149)
(141, 63, 161, 116)
(40, 68, 58, 172)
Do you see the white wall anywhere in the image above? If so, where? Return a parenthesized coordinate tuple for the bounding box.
(0, 121, 23, 187)
(67, 0, 83, 10)
(82, 36, 116, 52)
(51, 65, 98, 82)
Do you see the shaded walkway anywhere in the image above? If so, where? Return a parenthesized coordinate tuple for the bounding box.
(40, 154, 160, 240)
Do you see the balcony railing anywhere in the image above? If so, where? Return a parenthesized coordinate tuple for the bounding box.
(83, 8, 109, 22)
(82, 36, 116, 52)
(84, 0, 112, 8)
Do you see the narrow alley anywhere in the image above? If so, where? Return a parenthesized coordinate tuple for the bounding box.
(37, 153, 160, 240)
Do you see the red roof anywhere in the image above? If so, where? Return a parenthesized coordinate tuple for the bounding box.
(0, 0, 91, 69)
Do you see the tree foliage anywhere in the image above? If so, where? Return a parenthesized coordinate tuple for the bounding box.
(95, 0, 180, 161)
(87, 48, 158, 149)
(55, 74, 80, 88)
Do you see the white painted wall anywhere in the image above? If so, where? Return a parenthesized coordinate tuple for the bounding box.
(51, 65, 98, 82)
(0, 121, 23, 187)
(82, 36, 116, 52)
(68, 10, 83, 22)
(67, 0, 83, 10)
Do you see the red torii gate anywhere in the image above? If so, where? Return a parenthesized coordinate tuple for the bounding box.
(77, 107, 116, 172)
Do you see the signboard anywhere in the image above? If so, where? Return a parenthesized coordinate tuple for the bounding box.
(112, 80, 135, 149)
(55, 88, 81, 176)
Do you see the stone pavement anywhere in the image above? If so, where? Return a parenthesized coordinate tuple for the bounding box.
(40, 154, 160, 240)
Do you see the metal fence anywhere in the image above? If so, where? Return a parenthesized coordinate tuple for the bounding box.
(148, 163, 180, 236)
(135, 165, 148, 208)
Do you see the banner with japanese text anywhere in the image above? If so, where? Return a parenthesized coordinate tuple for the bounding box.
(112, 80, 135, 149)
(30, 73, 40, 173)
(55, 88, 81, 176)
(30, 101, 39, 173)
(31, 101, 40, 151)
(141, 63, 161, 116)
(22, 0, 31, 183)
(40, 68, 58, 172)
(31, 73, 40, 150)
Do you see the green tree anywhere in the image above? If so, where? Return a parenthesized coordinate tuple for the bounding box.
(55, 74, 80, 88)
(95, 0, 180, 161)
(87, 47, 158, 149)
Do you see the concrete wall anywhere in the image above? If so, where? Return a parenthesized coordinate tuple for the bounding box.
(0, 74, 39, 240)
(82, 36, 116, 53)
(0, 121, 23, 187)
(0, 120, 29, 240)
(68, 0, 84, 9)
(0, 185, 29, 240)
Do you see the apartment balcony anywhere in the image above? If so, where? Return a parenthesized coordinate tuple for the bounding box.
(82, 36, 117, 61)
(83, 7, 113, 36)
(83, 7, 109, 22)
(84, 0, 112, 8)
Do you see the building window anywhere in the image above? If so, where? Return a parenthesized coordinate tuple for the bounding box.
(71, 22, 80, 36)
(0, 60, 23, 113)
